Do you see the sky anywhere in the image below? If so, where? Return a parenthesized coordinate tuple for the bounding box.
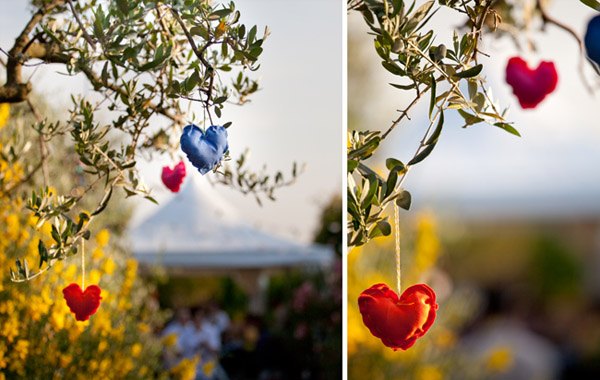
(0, 0, 342, 243)
(349, 2, 600, 219)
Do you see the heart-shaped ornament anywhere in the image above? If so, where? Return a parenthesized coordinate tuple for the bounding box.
(62, 283, 102, 321)
(358, 283, 438, 351)
(585, 15, 600, 68)
(161, 160, 186, 192)
(505, 57, 558, 109)
(180, 124, 228, 175)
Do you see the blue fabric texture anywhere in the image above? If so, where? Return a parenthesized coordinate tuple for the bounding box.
(585, 15, 600, 67)
(180, 124, 229, 175)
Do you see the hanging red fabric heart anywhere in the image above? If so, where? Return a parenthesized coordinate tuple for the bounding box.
(161, 160, 186, 193)
(358, 283, 438, 351)
(62, 283, 102, 321)
(505, 56, 558, 109)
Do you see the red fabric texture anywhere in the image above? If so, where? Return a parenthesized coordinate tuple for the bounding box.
(62, 283, 102, 321)
(161, 161, 186, 192)
(358, 283, 438, 351)
(505, 56, 558, 109)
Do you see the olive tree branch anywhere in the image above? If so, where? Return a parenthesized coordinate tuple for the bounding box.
(535, 0, 593, 94)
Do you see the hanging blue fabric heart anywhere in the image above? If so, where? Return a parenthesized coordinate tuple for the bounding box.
(180, 124, 229, 175)
(585, 15, 600, 68)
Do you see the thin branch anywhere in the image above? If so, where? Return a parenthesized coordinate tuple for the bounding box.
(27, 99, 49, 186)
(167, 5, 216, 109)
(168, 7, 212, 69)
(381, 84, 429, 139)
(535, 0, 593, 94)
(66, 0, 96, 48)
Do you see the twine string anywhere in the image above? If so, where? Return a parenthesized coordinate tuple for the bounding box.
(394, 202, 401, 295)
(81, 238, 85, 290)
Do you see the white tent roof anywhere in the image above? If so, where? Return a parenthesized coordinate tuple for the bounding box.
(129, 175, 333, 269)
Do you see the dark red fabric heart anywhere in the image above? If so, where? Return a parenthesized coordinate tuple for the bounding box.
(505, 56, 558, 109)
(161, 161, 186, 193)
(62, 283, 102, 321)
(358, 283, 438, 351)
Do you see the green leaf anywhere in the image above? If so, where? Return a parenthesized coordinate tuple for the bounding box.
(580, 0, 600, 11)
(405, 1, 434, 33)
(190, 26, 209, 40)
(214, 96, 228, 104)
(91, 187, 113, 216)
(23, 259, 30, 279)
(457, 109, 484, 127)
(210, 8, 233, 19)
(385, 158, 405, 171)
(425, 110, 444, 145)
(144, 195, 158, 205)
(408, 144, 436, 166)
(396, 189, 412, 210)
(454, 64, 483, 78)
(385, 170, 398, 198)
(116, 0, 129, 14)
(494, 122, 521, 137)
(348, 159, 359, 172)
(247, 25, 257, 43)
(361, 175, 379, 210)
(381, 61, 406, 76)
(38, 240, 49, 269)
(369, 220, 392, 238)
(184, 70, 201, 92)
(390, 83, 415, 90)
(429, 74, 436, 118)
(391, 0, 405, 17)
(348, 136, 381, 160)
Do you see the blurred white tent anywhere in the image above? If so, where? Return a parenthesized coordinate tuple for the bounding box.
(128, 175, 334, 312)
(130, 175, 333, 270)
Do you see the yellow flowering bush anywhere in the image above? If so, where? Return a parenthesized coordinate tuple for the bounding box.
(0, 107, 168, 378)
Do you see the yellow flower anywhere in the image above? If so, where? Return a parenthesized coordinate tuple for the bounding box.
(88, 269, 102, 285)
(170, 356, 199, 380)
(93, 313, 112, 336)
(0, 301, 15, 314)
(95, 229, 110, 247)
(486, 346, 514, 373)
(28, 295, 51, 321)
(202, 360, 216, 377)
(0, 103, 10, 128)
(49, 303, 68, 330)
(137, 322, 150, 334)
(102, 257, 116, 275)
(60, 354, 72, 367)
(131, 343, 142, 358)
(92, 248, 104, 260)
(414, 213, 440, 273)
(98, 340, 108, 353)
(162, 333, 178, 348)
(1, 315, 20, 343)
(417, 365, 443, 380)
(434, 328, 457, 349)
(0, 344, 7, 369)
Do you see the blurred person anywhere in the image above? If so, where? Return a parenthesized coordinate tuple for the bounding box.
(191, 306, 228, 380)
(162, 307, 195, 368)
(207, 300, 231, 335)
